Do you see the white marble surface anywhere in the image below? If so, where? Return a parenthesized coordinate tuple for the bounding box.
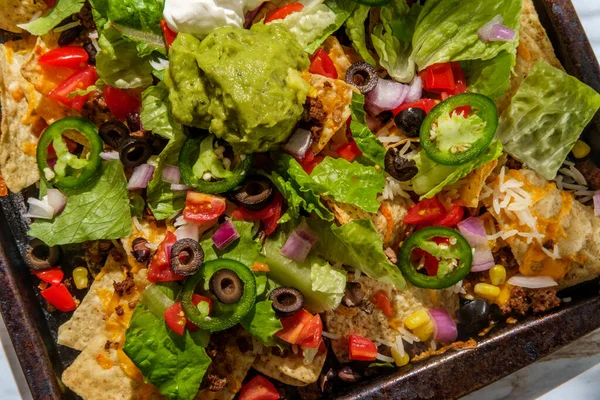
(1, 1, 600, 399)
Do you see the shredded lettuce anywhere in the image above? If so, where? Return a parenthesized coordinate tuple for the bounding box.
(412, 140, 503, 199)
(345, 5, 376, 65)
(201, 220, 262, 267)
(140, 82, 178, 140)
(241, 301, 283, 346)
(18, 0, 84, 35)
(496, 61, 600, 180)
(311, 262, 348, 295)
(462, 51, 515, 100)
(350, 93, 386, 167)
(29, 161, 131, 246)
(411, 0, 521, 70)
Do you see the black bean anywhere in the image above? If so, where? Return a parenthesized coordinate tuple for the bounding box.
(126, 112, 142, 132)
(58, 27, 82, 47)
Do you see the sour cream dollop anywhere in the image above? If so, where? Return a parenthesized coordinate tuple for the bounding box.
(164, 0, 263, 37)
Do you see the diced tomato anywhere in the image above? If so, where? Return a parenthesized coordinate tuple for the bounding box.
(40, 283, 77, 312)
(435, 205, 464, 227)
(421, 63, 455, 93)
(239, 375, 280, 400)
(103, 86, 141, 121)
(275, 309, 322, 347)
(451, 62, 467, 94)
(335, 141, 362, 162)
(49, 66, 98, 110)
(403, 197, 446, 225)
(43, 0, 56, 8)
(160, 20, 178, 48)
(348, 334, 378, 361)
(164, 302, 187, 335)
(186, 294, 214, 332)
(232, 203, 276, 221)
(309, 48, 338, 79)
(299, 153, 323, 175)
(33, 268, 64, 285)
(265, 3, 304, 23)
(39, 47, 89, 69)
(183, 192, 226, 222)
(393, 98, 438, 115)
(148, 231, 186, 282)
(261, 193, 283, 236)
(371, 290, 393, 318)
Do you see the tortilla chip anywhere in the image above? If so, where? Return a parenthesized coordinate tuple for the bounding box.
(0, 0, 46, 33)
(495, 0, 563, 113)
(452, 159, 499, 208)
(324, 276, 458, 363)
(253, 349, 327, 386)
(323, 36, 352, 78)
(0, 39, 42, 192)
(122, 218, 168, 273)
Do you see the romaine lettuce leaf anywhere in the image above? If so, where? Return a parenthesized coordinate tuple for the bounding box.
(18, 0, 84, 35)
(305, 0, 356, 53)
(140, 82, 178, 140)
(345, 5, 376, 65)
(123, 285, 211, 400)
(29, 161, 131, 246)
(496, 61, 600, 180)
(241, 300, 283, 346)
(411, 0, 521, 70)
(462, 51, 514, 100)
(201, 221, 262, 267)
(310, 156, 385, 213)
(412, 140, 503, 199)
(350, 93, 386, 167)
(307, 218, 406, 289)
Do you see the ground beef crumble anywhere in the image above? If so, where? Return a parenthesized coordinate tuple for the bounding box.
(206, 374, 227, 392)
(503, 286, 561, 315)
(302, 97, 327, 137)
(113, 272, 135, 296)
(575, 158, 600, 190)
(81, 90, 112, 127)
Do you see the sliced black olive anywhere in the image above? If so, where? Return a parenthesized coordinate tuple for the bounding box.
(269, 286, 304, 316)
(384, 147, 418, 181)
(99, 121, 130, 149)
(209, 268, 243, 304)
(394, 107, 426, 138)
(24, 239, 59, 270)
(132, 237, 151, 263)
(119, 137, 152, 168)
(58, 27, 82, 47)
(83, 41, 97, 65)
(456, 300, 491, 333)
(232, 176, 273, 210)
(170, 238, 204, 276)
(126, 112, 142, 132)
(345, 62, 378, 94)
(342, 282, 365, 307)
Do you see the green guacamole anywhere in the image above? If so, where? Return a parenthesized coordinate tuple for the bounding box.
(165, 24, 310, 153)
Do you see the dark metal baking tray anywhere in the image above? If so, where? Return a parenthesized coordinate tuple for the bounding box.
(1, 0, 599, 398)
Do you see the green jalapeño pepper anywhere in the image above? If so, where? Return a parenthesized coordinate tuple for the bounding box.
(398, 226, 473, 289)
(36, 117, 103, 189)
(182, 258, 256, 332)
(179, 135, 253, 194)
(419, 93, 498, 166)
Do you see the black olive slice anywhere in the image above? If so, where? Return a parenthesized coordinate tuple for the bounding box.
(119, 137, 153, 168)
(232, 176, 273, 210)
(345, 62, 378, 94)
(209, 268, 243, 304)
(170, 238, 204, 276)
(99, 121, 130, 149)
(58, 26, 82, 47)
(269, 286, 304, 316)
(24, 238, 59, 270)
(394, 107, 426, 138)
(384, 147, 418, 181)
(132, 237, 151, 263)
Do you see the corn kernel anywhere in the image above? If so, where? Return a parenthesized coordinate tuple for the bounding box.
(73, 267, 89, 290)
(403, 309, 431, 330)
(413, 318, 435, 342)
(391, 347, 410, 367)
(489, 265, 507, 285)
(474, 283, 501, 300)
(494, 283, 511, 306)
(572, 140, 591, 159)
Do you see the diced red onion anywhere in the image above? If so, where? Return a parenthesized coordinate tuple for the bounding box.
(457, 217, 495, 272)
(295, 222, 318, 247)
(212, 220, 240, 250)
(507, 275, 558, 289)
(100, 151, 120, 161)
(478, 15, 516, 43)
(171, 183, 191, 191)
(594, 190, 600, 217)
(366, 78, 409, 111)
(365, 102, 385, 117)
(175, 223, 200, 241)
(404, 76, 423, 104)
(428, 307, 457, 343)
(128, 164, 155, 190)
(280, 231, 313, 263)
(244, 3, 264, 28)
(46, 189, 66, 215)
(23, 197, 55, 220)
(284, 128, 313, 159)
(162, 164, 181, 185)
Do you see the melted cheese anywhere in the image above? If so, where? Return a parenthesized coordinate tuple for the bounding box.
(96, 353, 114, 370)
(520, 245, 570, 279)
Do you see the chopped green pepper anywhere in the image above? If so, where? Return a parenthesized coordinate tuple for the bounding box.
(179, 135, 253, 194)
(397, 226, 473, 289)
(182, 258, 256, 332)
(36, 117, 103, 189)
(419, 93, 498, 166)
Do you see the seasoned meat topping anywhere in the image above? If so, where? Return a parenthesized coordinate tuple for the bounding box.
(503, 286, 561, 315)
(113, 272, 135, 296)
(575, 158, 600, 190)
(302, 97, 327, 136)
(81, 90, 112, 127)
(206, 374, 227, 392)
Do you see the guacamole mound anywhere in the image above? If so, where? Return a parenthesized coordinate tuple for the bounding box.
(166, 24, 310, 153)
